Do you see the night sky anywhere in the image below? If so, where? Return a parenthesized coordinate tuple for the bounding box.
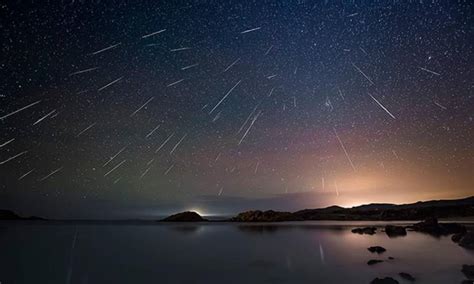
(0, 1, 472, 219)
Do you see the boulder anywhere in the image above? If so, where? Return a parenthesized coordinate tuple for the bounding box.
(370, 277, 399, 284)
(162, 211, 207, 222)
(459, 232, 474, 250)
(368, 246, 386, 254)
(412, 217, 439, 233)
(367, 259, 384, 265)
(462, 265, 474, 280)
(453, 232, 467, 243)
(411, 217, 466, 236)
(443, 222, 467, 234)
(385, 225, 407, 237)
(399, 272, 416, 282)
(352, 227, 377, 235)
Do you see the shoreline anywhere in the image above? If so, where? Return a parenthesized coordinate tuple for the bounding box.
(2, 195, 474, 223)
(2, 218, 474, 225)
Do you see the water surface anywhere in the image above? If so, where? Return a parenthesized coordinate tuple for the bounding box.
(1, 221, 472, 283)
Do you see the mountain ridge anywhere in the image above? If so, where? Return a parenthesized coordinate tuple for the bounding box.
(232, 196, 474, 222)
(1, 196, 473, 222)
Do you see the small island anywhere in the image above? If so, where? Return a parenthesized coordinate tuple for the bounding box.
(161, 211, 208, 222)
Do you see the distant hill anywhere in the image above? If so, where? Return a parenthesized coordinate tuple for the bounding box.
(231, 196, 474, 222)
(0, 209, 46, 221)
(162, 211, 208, 222)
(2, 196, 474, 222)
(0, 209, 21, 220)
(353, 196, 474, 210)
(351, 203, 396, 211)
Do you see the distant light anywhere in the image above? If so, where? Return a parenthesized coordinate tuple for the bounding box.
(188, 208, 203, 216)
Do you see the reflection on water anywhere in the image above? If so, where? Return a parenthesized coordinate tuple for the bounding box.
(237, 223, 347, 234)
(0, 221, 472, 284)
(168, 224, 203, 234)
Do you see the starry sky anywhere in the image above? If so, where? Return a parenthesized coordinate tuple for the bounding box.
(0, 1, 472, 219)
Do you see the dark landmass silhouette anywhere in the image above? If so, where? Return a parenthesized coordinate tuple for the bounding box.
(1, 196, 473, 222)
(0, 209, 45, 221)
(162, 211, 208, 222)
(3, 198, 473, 284)
(0, 209, 20, 220)
(230, 196, 474, 222)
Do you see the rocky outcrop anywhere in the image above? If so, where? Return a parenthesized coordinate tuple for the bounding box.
(453, 231, 474, 249)
(453, 232, 466, 243)
(411, 218, 466, 236)
(399, 272, 416, 282)
(228, 196, 474, 222)
(352, 227, 377, 235)
(231, 210, 295, 222)
(162, 211, 207, 222)
(385, 225, 407, 237)
(367, 259, 384, 265)
(370, 277, 399, 284)
(368, 246, 386, 254)
(462, 265, 474, 280)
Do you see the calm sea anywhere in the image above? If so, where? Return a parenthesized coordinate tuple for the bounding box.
(1, 221, 472, 283)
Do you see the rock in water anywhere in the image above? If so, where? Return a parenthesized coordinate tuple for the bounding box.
(462, 265, 474, 280)
(453, 232, 467, 243)
(458, 232, 474, 250)
(442, 222, 467, 234)
(385, 225, 407, 237)
(367, 259, 384, 265)
(368, 246, 386, 254)
(162, 211, 207, 222)
(412, 217, 440, 233)
(399, 272, 416, 282)
(370, 277, 399, 284)
(412, 217, 466, 236)
(352, 227, 377, 235)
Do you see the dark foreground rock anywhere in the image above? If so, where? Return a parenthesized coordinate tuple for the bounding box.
(352, 227, 377, 235)
(370, 277, 399, 284)
(453, 232, 467, 243)
(457, 232, 474, 250)
(368, 246, 386, 254)
(385, 225, 407, 237)
(162, 211, 207, 222)
(462, 265, 474, 280)
(399, 272, 416, 282)
(411, 217, 466, 236)
(461, 280, 474, 284)
(367, 259, 384, 265)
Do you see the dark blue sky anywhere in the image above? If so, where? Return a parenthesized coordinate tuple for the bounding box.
(0, 1, 472, 218)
